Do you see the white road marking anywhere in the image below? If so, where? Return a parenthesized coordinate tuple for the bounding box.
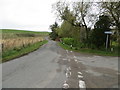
(63, 81, 69, 89)
(68, 59, 70, 62)
(66, 67, 71, 78)
(70, 51, 72, 52)
(78, 72, 82, 75)
(78, 75, 83, 78)
(74, 56, 77, 58)
(68, 67, 71, 71)
(63, 58, 67, 61)
(66, 73, 69, 78)
(75, 59, 77, 62)
(66, 50, 68, 53)
(79, 80, 86, 88)
(66, 72, 71, 78)
(66, 68, 69, 71)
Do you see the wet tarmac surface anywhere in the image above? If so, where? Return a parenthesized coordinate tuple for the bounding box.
(2, 39, 119, 88)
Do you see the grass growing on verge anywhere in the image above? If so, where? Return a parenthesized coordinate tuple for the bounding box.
(58, 42, 119, 57)
(2, 40, 48, 62)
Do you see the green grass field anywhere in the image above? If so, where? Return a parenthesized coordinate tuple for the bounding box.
(1, 29, 50, 39)
(1, 29, 49, 34)
(1, 29, 49, 62)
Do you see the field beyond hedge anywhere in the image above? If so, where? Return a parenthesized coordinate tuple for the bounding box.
(0, 29, 49, 62)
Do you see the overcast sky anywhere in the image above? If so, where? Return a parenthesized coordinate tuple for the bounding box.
(0, 0, 96, 32)
(0, 0, 117, 32)
(0, 0, 61, 32)
(1, 0, 85, 32)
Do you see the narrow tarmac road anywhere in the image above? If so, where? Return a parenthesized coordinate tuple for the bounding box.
(2, 39, 119, 88)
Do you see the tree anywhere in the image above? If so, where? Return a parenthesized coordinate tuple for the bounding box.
(52, 1, 70, 22)
(57, 20, 80, 41)
(52, 1, 92, 43)
(101, 2, 120, 34)
(72, 1, 91, 40)
(57, 21, 72, 38)
(90, 15, 111, 48)
(52, 2, 80, 40)
(49, 22, 58, 40)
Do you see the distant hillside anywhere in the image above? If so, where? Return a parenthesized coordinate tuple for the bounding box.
(1, 29, 49, 34)
(1, 29, 50, 39)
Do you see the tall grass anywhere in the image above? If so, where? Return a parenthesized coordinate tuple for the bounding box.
(2, 40, 48, 62)
(1, 29, 49, 62)
(1, 37, 43, 51)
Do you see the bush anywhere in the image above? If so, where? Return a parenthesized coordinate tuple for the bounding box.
(62, 38, 80, 47)
(61, 38, 74, 46)
(88, 28, 106, 49)
(88, 15, 111, 49)
(61, 38, 86, 48)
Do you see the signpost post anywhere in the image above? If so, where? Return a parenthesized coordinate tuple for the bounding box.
(104, 31, 112, 50)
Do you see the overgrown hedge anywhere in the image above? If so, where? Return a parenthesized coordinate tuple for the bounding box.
(61, 38, 87, 49)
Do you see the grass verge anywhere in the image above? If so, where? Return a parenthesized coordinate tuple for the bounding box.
(58, 42, 119, 57)
(2, 40, 48, 63)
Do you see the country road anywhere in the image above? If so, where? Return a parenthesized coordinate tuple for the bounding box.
(2, 39, 119, 88)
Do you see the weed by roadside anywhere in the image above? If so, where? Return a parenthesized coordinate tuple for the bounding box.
(2, 40, 48, 63)
(58, 42, 119, 57)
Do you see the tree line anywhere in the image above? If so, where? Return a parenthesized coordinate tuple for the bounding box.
(49, 1, 120, 50)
